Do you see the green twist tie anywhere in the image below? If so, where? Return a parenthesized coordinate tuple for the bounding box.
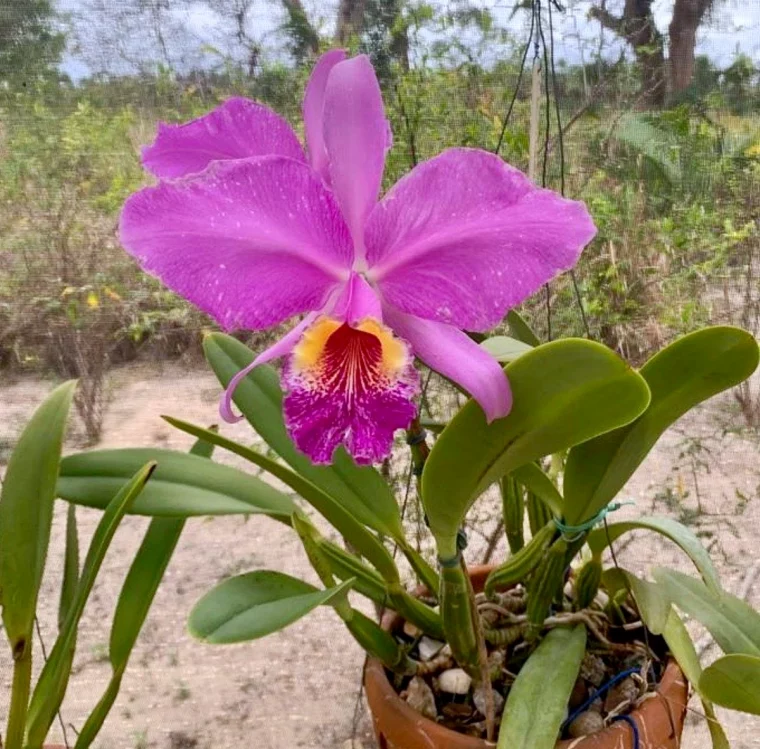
(553, 501, 635, 542)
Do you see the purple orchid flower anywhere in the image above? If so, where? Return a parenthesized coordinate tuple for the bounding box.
(120, 50, 596, 466)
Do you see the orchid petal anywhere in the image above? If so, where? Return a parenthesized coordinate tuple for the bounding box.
(120, 156, 352, 331)
(142, 98, 306, 179)
(303, 49, 347, 181)
(331, 273, 383, 325)
(384, 305, 512, 422)
(367, 148, 597, 331)
(283, 317, 418, 464)
(323, 55, 388, 256)
(220, 313, 318, 423)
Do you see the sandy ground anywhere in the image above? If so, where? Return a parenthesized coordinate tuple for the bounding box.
(1, 360, 759, 749)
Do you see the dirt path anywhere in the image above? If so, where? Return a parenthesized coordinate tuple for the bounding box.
(1, 362, 759, 748)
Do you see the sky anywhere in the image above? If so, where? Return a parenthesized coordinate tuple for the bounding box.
(56, 0, 760, 81)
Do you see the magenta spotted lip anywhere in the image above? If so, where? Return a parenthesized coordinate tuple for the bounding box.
(120, 50, 597, 465)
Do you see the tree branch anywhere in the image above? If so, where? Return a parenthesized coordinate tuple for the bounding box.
(588, 5, 624, 35)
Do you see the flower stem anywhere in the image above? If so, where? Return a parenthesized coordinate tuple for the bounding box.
(464, 558, 496, 742)
(6, 646, 32, 749)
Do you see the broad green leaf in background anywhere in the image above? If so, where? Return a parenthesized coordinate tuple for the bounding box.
(588, 516, 720, 593)
(662, 607, 730, 749)
(699, 655, 760, 715)
(654, 569, 760, 656)
(480, 335, 533, 363)
(58, 448, 294, 518)
(0, 381, 76, 651)
(162, 419, 400, 583)
(203, 333, 404, 541)
(26, 462, 156, 747)
(564, 327, 759, 525)
(422, 339, 650, 557)
(497, 625, 587, 749)
(189, 570, 353, 644)
(506, 309, 541, 347)
(73, 433, 215, 749)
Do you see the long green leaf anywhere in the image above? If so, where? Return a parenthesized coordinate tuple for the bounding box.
(588, 516, 720, 593)
(661, 607, 730, 749)
(654, 569, 760, 656)
(0, 381, 76, 649)
(564, 327, 759, 525)
(162, 419, 400, 582)
(58, 447, 294, 518)
(26, 462, 156, 747)
(72, 433, 215, 749)
(603, 568, 670, 635)
(497, 625, 587, 749)
(58, 503, 79, 631)
(511, 463, 563, 517)
(189, 570, 353, 644)
(422, 339, 650, 556)
(700, 655, 760, 715)
(203, 333, 404, 541)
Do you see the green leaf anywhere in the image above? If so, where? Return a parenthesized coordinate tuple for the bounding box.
(162, 419, 400, 583)
(700, 655, 760, 715)
(564, 327, 759, 525)
(0, 381, 76, 652)
(203, 333, 404, 541)
(73, 433, 215, 749)
(497, 625, 587, 749)
(661, 607, 730, 749)
(588, 516, 720, 593)
(319, 540, 388, 604)
(507, 309, 541, 347)
(511, 463, 563, 517)
(189, 571, 353, 644)
(58, 448, 295, 518)
(612, 112, 683, 185)
(480, 335, 533, 362)
(26, 462, 156, 746)
(422, 339, 650, 556)
(654, 569, 760, 656)
(603, 568, 670, 635)
(58, 503, 79, 631)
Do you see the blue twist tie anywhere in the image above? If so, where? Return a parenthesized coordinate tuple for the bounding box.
(553, 501, 635, 542)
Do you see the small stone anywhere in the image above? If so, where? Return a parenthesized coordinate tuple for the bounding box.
(604, 676, 638, 714)
(568, 677, 588, 710)
(473, 685, 505, 717)
(568, 710, 605, 738)
(403, 676, 437, 720)
(418, 636, 446, 661)
(580, 653, 607, 687)
(442, 702, 474, 720)
(403, 620, 421, 638)
(437, 668, 473, 695)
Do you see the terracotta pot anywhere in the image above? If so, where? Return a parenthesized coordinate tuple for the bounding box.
(364, 566, 689, 749)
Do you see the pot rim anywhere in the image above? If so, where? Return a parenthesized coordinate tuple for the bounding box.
(364, 564, 689, 749)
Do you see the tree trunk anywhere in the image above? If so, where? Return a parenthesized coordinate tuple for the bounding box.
(669, 0, 712, 95)
(281, 0, 320, 59)
(335, 0, 368, 44)
(590, 0, 666, 107)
